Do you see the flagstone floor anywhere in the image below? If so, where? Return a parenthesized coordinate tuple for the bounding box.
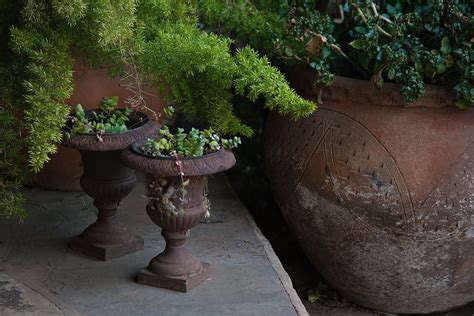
(0, 174, 305, 316)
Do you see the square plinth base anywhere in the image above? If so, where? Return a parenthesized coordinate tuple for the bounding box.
(70, 234, 144, 261)
(137, 263, 211, 292)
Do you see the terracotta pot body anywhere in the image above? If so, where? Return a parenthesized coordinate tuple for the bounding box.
(121, 144, 236, 292)
(35, 61, 165, 191)
(264, 69, 474, 314)
(64, 111, 158, 260)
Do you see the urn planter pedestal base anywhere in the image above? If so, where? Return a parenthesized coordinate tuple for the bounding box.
(137, 228, 211, 292)
(138, 263, 211, 292)
(71, 234, 144, 261)
(69, 150, 145, 261)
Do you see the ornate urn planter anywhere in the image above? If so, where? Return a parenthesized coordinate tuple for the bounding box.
(64, 111, 158, 260)
(35, 61, 165, 191)
(264, 69, 474, 314)
(121, 141, 235, 292)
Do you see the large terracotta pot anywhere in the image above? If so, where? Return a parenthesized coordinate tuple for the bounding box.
(264, 68, 474, 314)
(34, 61, 165, 191)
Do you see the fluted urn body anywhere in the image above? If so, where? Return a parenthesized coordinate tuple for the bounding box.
(64, 111, 158, 260)
(121, 142, 235, 292)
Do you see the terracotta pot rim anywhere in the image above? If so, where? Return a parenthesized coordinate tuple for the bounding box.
(63, 110, 159, 151)
(296, 67, 456, 109)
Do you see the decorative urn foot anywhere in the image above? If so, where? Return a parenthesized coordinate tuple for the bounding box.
(64, 111, 158, 260)
(70, 234, 144, 261)
(121, 143, 235, 291)
(137, 229, 211, 292)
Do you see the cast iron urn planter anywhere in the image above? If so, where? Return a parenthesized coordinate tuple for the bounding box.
(121, 140, 236, 292)
(63, 110, 158, 260)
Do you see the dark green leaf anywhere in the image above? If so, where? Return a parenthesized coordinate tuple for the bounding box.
(440, 36, 451, 54)
(349, 39, 369, 50)
(435, 63, 446, 74)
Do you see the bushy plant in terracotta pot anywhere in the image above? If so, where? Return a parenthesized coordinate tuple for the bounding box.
(200, 0, 474, 313)
(121, 127, 240, 292)
(62, 96, 158, 260)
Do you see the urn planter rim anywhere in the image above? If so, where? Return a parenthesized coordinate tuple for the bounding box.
(63, 109, 159, 151)
(121, 142, 236, 177)
(129, 137, 226, 161)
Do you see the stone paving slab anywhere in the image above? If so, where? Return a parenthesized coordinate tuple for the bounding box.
(0, 271, 62, 316)
(0, 174, 306, 316)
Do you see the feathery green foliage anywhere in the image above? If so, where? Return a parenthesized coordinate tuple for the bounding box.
(198, 0, 284, 55)
(234, 47, 315, 118)
(0, 0, 315, 218)
(136, 0, 315, 135)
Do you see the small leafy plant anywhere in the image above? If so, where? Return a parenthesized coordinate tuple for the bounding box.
(142, 126, 240, 218)
(66, 96, 134, 138)
(140, 126, 241, 158)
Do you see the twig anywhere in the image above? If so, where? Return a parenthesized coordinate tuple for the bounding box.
(376, 25, 393, 38)
(332, 4, 345, 24)
(370, 0, 393, 24)
(352, 1, 392, 38)
(119, 48, 160, 120)
(171, 151, 187, 216)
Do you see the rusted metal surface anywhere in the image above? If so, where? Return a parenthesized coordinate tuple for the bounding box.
(122, 147, 236, 292)
(63, 111, 158, 151)
(122, 139, 236, 176)
(264, 70, 474, 314)
(65, 111, 158, 260)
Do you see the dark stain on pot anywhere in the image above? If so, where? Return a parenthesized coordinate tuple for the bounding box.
(325, 165, 331, 179)
(371, 173, 384, 190)
(0, 281, 33, 311)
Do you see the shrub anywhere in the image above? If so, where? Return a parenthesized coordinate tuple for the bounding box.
(199, 0, 473, 107)
(0, 0, 315, 218)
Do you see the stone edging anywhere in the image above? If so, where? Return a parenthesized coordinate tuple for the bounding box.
(224, 178, 310, 316)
